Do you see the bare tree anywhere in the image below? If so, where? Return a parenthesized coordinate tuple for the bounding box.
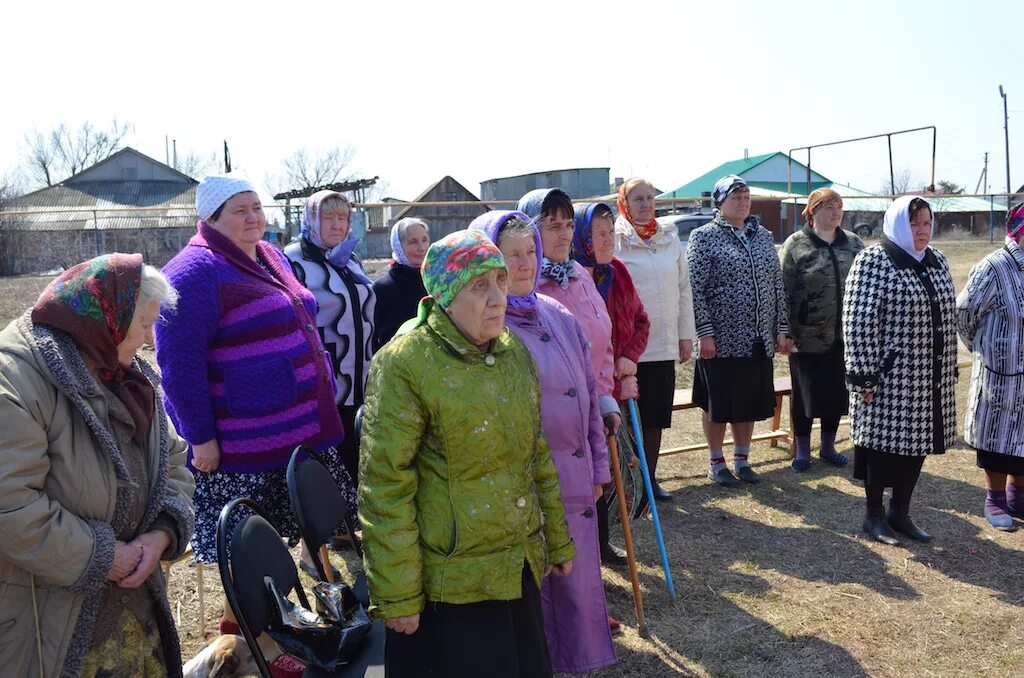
(22, 119, 133, 187)
(280, 146, 356, 190)
(878, 167, 922, 196)
(176, 150, 218, 179)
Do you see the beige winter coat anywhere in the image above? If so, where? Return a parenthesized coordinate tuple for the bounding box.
(0, 314, 195, 678)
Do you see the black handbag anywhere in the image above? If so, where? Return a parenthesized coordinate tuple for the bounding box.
(264, 577, 373, 670)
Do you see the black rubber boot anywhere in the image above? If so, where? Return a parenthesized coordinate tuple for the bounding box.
(864, 481, 900, 546)
(888, 461, 931, 542)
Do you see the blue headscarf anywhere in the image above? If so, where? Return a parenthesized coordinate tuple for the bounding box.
(572, 203, 615, 301)
(301, 190, 371, 283)
(517, 187, 579, 289)
(470, 210, 540, 312)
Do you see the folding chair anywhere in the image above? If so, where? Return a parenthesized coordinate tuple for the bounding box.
(216, 498, 384, 677)
(286, 446, 369, 607)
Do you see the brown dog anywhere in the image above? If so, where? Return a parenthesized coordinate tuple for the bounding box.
(182, 634, 261, 678)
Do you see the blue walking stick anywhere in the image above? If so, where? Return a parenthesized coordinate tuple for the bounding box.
(627, 398, 677, 599)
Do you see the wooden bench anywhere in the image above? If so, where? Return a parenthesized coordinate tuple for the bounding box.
(660, 377, 794, 457)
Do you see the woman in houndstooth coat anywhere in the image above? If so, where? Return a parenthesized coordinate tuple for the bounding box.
(842, 196, 958, 546)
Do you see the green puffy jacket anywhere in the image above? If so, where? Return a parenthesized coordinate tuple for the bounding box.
(358, 300, 575, 620)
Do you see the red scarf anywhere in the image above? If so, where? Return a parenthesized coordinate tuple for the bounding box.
(617, 184, 658, 240)
(31, 253, 155, 444)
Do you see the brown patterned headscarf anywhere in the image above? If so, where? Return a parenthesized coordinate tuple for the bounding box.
(31, 253, 154, 443)
(802, 188, 842, 225)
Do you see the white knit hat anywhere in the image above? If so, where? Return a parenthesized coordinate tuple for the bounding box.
(195, 172, 258, 221)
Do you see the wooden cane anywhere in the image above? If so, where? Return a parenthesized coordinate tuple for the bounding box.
(608, 434, 647, 637)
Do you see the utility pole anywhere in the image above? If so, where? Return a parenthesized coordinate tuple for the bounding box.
(976, 152, 989, 195)
(1000, 85, 1011, 202)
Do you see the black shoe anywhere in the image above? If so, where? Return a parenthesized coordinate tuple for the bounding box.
(862, 516, 901, 546)
(651, 480, 673, 502)
(735, 466, 760, 484)
(887, 509, 931, 542)
(708, 467, 740, 487)
(601, 543, 628, 565)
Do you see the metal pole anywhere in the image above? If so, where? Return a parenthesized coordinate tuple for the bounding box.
(990, 194, 995, 244)
(930, 127, 938, 192)
(93, 209, 100, 256)
(888, 135, 896, 195)
(1001, 86, 1011, 202)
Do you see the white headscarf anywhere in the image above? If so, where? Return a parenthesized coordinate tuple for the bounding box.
(883, 195, 931, 262)
(390, 218, 429, 266)
(196, 172, 257, 221)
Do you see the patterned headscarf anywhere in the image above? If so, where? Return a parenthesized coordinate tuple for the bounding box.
(572, 203, 615, 301)
(31, 253, 155, 443)
(471, 210, 540, 312)
(390, 218, 429, 266)
(713, 175, 748, 208)
(802, 188, 842, 225)
(1007, 202, 1024, 240)
(420, 229, 507, 310)
(196, 172, 257, 221)
(517, 187, 579, 289)
(301, 190, 369, 282)
(617, 179, 659, 240)
(883, 195, 931, 262)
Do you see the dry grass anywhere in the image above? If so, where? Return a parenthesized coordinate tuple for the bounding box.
(3, 238, 1019, 677)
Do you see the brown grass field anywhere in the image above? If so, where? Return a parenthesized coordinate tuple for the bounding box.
(2, 237, 1021, 677)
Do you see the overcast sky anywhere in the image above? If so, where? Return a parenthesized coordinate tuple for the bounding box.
(2, 0, 1021, 200)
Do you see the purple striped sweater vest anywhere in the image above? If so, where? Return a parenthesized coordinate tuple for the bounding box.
(156, 222, 344, 473)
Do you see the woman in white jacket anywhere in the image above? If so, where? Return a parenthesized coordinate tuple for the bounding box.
(613, 178, 695, 501)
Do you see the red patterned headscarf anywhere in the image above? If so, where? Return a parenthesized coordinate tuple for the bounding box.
(31, 253, 155, 443)
(1007, 202, 1024, 240)
(617, 179, 659, 240)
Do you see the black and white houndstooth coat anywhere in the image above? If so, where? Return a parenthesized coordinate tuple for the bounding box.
(842, 238, 958, 455)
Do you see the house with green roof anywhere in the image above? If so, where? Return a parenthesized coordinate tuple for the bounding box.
(659, 152, 831, 200)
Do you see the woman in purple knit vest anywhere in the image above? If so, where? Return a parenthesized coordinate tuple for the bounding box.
(155, 174, 358, 620)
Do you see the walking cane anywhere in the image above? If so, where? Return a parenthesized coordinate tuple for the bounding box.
(607, 434, 647, 636)
(627, 398, 677, 599)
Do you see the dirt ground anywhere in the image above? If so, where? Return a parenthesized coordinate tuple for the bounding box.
(3, 237, 1020, 677)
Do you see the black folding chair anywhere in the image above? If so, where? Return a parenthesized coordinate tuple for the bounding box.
(286, 445, 368, 607)
(216, 498, 384, 677)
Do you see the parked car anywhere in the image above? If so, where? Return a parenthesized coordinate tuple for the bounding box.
(656, 213, 715, 242)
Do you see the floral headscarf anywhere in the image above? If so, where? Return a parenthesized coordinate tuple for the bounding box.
(471, 210, 540, 312)
(572, 203, 615, 301)
(31, 253, 155, 443)
(421, 229, 507, 311)
(1007, 202, 1024, 240)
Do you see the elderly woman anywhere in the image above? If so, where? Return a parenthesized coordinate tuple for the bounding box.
(372, 217, 430, 351)
(285, 190, 376, 487)
(156, 175, 354, 592)
(614, 178, 694, 500)
(780, 188, 864, 472)
(688, 175, 791, 486)
(844, 196, 958, 545)
(574, 202, 649, 558)
(517, 189, 620, 433)
(359, 230, 575, 678)
(472, 210, 617, 672)
(0, 254, 195, 677)
(956, 202, 1024, 531)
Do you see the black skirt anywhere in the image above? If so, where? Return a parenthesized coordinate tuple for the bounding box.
(789, 343, 849, 421)
(693, 343, 775, 424)
(384, 564, 552, 678)
(975, 448, 1024, 475)
(636, 360, 677, 429)
(853, 445, 926, 487)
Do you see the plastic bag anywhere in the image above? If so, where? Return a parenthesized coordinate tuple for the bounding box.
(264, 577, 372, 670)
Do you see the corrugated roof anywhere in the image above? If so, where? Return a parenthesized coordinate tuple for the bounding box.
(787, 184, 1006, 214)
(6, 181, 196, 231)
(659, 152, 831, 199)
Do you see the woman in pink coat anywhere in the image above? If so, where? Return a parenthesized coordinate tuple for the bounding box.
(473, 210, 617, 673)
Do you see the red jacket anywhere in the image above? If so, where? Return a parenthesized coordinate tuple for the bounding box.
(606, 258, 650, 400)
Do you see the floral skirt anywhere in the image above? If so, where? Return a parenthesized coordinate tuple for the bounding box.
(190, 447, 358, 563)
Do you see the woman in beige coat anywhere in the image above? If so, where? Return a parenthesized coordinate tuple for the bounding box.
(0, 254, 195, 678)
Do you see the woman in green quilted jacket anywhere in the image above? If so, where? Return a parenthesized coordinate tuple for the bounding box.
(358, 229, 575, 678)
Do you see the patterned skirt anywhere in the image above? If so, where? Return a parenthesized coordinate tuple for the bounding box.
(190, 447, 358, 563)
